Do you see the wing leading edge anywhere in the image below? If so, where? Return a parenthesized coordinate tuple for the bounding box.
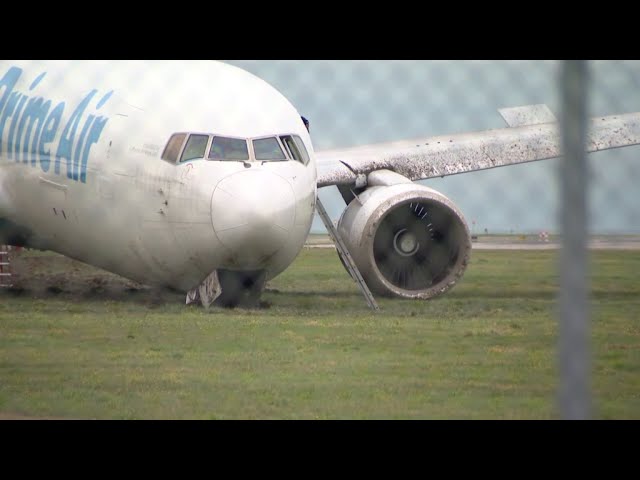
(316, 108, 640, 188)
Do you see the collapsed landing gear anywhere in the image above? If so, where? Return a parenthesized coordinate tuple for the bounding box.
(186, 269, 267, 309)
(215, 269, 266, 308)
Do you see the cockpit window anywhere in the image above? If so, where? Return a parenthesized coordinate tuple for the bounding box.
(253, 137, 287, 161)
(163, 132, 310, 165)
(161, 133, 187, 163)
(180, 134, 209, 162)
(292, 136, 310, 165)
(209, 137, 249, 161)
(280, 135, 310, 165)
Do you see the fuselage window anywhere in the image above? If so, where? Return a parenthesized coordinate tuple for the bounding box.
(161, 133, 187, 163)
(280, 135, 310, 165)
(253, 137, 287, 161)
(180, 134, 210, 163)
(208, 137, 249, 161)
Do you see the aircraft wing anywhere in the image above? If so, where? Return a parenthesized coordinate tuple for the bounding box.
(316, 105, 640, 188)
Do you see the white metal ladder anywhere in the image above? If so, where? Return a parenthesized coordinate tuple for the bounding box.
(315, 199, 379, 311)
(0, 246, 13, 288)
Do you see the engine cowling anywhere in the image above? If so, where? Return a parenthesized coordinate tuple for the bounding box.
(337, 171, 471, 299)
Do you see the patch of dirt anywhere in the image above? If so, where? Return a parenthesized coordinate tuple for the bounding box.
(0, 249, 184, 305)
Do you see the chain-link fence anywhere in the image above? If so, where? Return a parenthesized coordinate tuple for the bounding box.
(227, 60, 640, 419)
(2, 60, 638, 418)
(225, 60, 640, 237)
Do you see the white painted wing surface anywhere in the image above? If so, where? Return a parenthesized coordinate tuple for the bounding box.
(316, 111, 640, 188)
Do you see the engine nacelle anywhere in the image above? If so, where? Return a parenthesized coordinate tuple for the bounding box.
(337, 173, 471, 299)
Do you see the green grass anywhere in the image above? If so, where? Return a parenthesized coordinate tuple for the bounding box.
(1, 249, 639, 419)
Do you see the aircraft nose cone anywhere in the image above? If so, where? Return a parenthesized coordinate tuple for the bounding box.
(211, 170, 295, 261)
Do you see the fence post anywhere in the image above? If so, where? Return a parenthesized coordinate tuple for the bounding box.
(559, 60, 591, 419)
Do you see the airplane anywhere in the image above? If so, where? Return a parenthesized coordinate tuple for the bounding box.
(1, 60, 639, 308)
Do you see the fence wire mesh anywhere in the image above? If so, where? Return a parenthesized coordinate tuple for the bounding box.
(227, 60, 640, 419)
(1, 60, 638, 419)
(225, 60, 640, 237)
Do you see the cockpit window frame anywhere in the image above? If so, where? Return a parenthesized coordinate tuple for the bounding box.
(208, 135, 251, 162)
(161, 132, 189, 164)
(250, 135, 289, 162)
(279, 134, 310, 166)
(179, 133, 212, 164)
(161, 132, 312, 166)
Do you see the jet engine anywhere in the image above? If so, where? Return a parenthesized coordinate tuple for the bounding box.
(337, 170, 471, 299)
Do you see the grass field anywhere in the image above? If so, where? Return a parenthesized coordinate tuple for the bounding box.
(1, 247, 639, 419)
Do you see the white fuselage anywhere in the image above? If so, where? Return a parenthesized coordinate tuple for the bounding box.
(0, 60, 317, 291)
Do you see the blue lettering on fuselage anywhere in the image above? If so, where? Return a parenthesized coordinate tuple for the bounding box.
(0, 65, 113, 183)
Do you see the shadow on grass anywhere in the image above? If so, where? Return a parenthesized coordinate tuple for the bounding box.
(0, 283, 185, 307)
(264, 288, 356, 299)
